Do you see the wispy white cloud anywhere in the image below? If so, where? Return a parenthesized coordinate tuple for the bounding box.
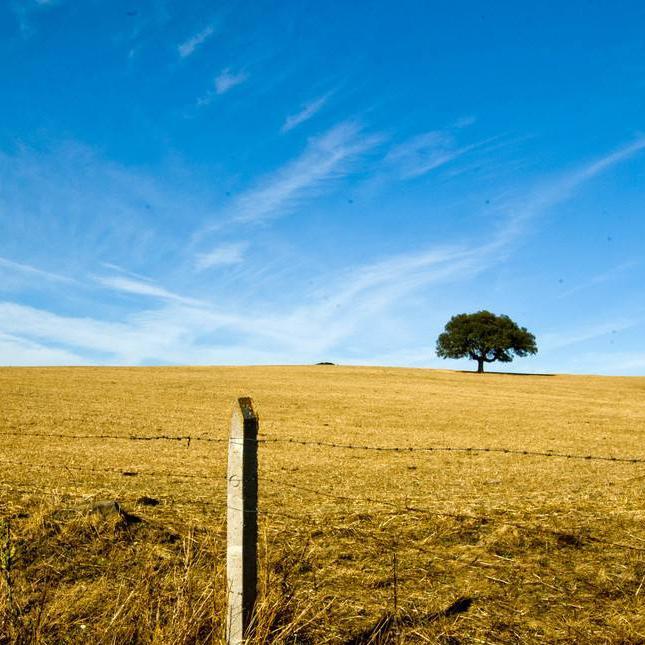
(522, 138, 645, 219)
(100, 262, 154, 283)
(95, 276, 205, 307)
(178, 24, 215, 58)
(0, 301, 254, 365)
(215, 68, 248, 94)
(0, 302, 175, 364)
(492, 136, 645, 248)
(0, 241, 490, 365)
(0, 332, 89, 366)
(3, 137, 645, 369)
(0, 141, 220, 271)
(268, 245, 489, 354)
(557, 260, 640, 299)
(572, 137, 645, 182)
(281, 94, 330, 133)
(0, 213, 634, 367)
(539, 319, 637, 352)
(218, 122, 381, 225)
(195, 242, 248, 270)
(0, 256, 76, 284)
(320, 246, 477, 311)
(196, 68, 249, 107)
(306, 137, 645, 360)
(385, 130, 486, 178)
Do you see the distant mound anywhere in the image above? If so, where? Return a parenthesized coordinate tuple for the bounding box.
(315, 361, 335, 366)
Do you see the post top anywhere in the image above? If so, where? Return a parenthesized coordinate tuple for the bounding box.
(237, 397, 256, 421)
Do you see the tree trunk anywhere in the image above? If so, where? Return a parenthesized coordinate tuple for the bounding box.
(476, 357, 484, 373)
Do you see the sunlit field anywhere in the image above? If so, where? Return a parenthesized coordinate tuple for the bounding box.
(1, 366, 644, 643)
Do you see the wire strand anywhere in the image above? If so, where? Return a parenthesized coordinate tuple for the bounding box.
(3, 431, 643, 463)
(260, 474, 645, 552)
(254, 437, 645, 463)
(0, 459, 221, 481)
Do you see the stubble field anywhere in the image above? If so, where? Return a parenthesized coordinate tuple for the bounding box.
(0, 365, 644, 643)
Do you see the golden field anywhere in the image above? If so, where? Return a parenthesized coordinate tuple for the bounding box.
(0, 365, 644, 644)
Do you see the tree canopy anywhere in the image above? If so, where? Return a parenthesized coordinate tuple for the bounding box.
(436, 311, 537, 373)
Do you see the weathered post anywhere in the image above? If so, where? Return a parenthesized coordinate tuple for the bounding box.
(226, 397, 258, 645)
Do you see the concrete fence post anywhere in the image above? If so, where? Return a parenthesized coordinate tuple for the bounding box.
(226, 397, 258, 645)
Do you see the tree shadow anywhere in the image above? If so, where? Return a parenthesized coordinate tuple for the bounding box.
(455, 370, 555, 377)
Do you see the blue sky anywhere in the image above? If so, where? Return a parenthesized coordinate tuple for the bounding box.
(1, 0, 644, 373)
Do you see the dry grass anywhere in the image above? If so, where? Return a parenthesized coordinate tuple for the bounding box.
(0, 365, 644, 643)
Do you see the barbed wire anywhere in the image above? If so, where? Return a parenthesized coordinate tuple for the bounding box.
(0, 430, 225, 444)
(253, 437, 645, 464)
(3, 430, 643, 464)
(2, 467, 643, 552)
(260, 474, 645, 552)
(0, 459, 222, 482)
(0, 480, 323, 524)
(129, 434, 226, 444)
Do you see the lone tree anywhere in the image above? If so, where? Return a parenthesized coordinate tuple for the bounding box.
(436, 311, 537, 373)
